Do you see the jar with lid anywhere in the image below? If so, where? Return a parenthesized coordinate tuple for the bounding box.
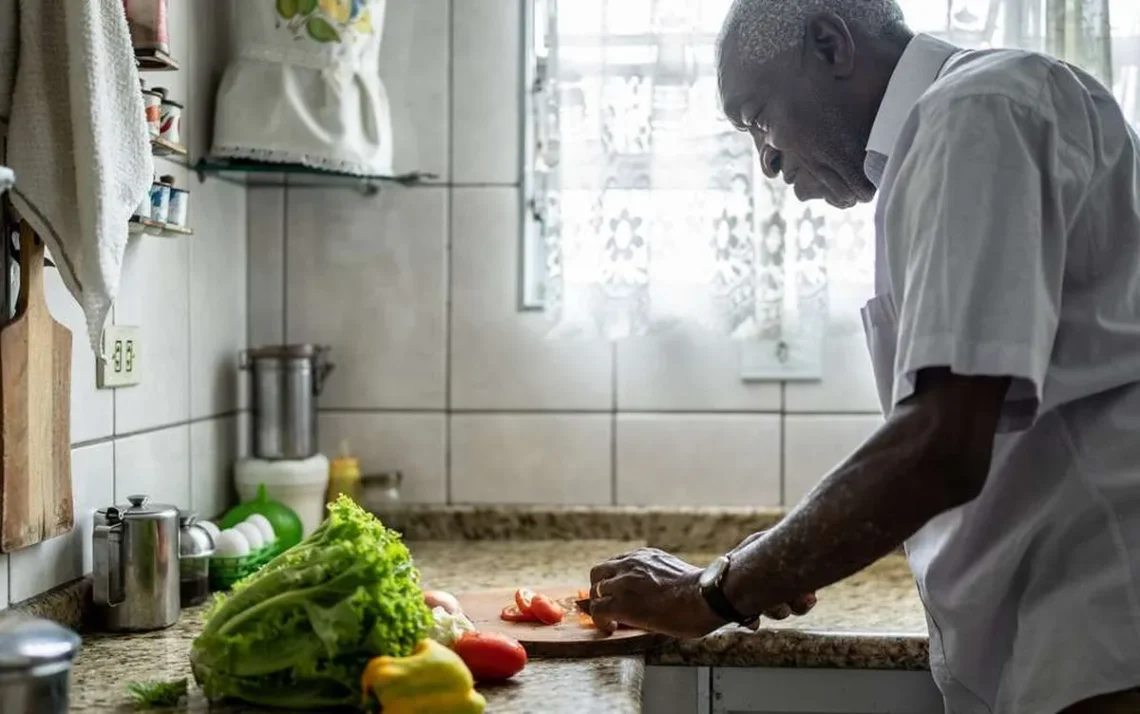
(0, 615, 81, 714)
(361, 471, 402, 512)
(178, 510, 216, 607)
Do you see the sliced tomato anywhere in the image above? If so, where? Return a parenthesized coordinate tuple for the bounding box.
(577, 612, 596, 628)
(514, 588, 537, 617)
(454, 631, 528, 682)
(529, 593, 564, 625)
(499, 604, 538, 623)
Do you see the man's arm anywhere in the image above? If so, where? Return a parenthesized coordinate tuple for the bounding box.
(723, 368, 1009, 616)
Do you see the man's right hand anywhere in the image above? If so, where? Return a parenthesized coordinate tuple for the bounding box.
(731, 531, 818, 622)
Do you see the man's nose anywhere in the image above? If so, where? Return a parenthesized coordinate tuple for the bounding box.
(757, 142, 783, 180)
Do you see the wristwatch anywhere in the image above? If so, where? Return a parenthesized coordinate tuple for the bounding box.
(698, 554, 757, 626)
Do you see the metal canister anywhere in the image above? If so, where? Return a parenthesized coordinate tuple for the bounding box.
(240, 345, 334, 460)
(178, 510, 215, 607)
(0, 616, 81, 714)
(92, 494, 181, 632)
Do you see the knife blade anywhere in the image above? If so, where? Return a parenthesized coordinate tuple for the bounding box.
(574, 598, 592, 614)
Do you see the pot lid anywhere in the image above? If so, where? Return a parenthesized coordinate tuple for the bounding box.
(179, 510, 216, 558)
(0, 615, 81, 672)
(97, 494, 178, 522)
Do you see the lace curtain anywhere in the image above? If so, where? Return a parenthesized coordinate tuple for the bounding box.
(535, 0, 1139, 378)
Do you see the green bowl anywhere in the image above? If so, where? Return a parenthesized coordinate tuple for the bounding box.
(209, 544, 275, 591)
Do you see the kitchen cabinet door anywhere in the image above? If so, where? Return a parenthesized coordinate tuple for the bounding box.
(711, 668, 943, 714)
(643, 666, 710, 714)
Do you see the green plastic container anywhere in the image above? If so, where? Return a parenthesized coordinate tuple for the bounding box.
(210, 544, 276, 591)
(219, 484, 304, 555)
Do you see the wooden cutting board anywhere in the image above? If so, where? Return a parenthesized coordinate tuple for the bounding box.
(457, 586, 663, 658)
(0, 221, 73, 552)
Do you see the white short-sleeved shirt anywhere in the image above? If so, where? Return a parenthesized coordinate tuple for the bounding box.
(862, 34, 1140, 714)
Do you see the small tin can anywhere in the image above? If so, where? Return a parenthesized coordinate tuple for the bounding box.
(123, 0, 170, 55)
(142, 90, 162, 138)
(150, 180, 171, 224)
(159, 99, 182, 145)
(168, 187, 189, 227)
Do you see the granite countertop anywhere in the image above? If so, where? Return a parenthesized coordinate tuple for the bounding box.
(68, 540, 927, 713)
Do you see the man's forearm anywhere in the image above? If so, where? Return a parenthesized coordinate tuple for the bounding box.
(723, 372, 1009, 616)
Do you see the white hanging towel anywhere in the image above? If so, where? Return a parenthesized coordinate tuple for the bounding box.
(0, 0, 153, 356)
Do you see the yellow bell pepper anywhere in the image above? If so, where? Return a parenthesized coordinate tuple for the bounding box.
(361, 639, 486, 714)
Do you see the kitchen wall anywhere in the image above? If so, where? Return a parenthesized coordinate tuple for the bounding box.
(247, 0, 883, 509)
(0, 0, 248, 608)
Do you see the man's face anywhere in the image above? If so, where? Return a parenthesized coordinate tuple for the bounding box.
(721, 54, 878, 209)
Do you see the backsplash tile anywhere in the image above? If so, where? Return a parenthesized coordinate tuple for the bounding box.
(450, 188, 614, 410)
(784, 415, 882, 506)
(380, 0, 450, 180)
(617, 329, 781, 412)
(285, 187, 447, 409)
(450, 414, 612, 505)
(8, 443, 113, 602)
(616, 414, 781, 507)
(113, 235, 191, 434)
(43, 267, 113, 444)
(784, 330, 881, 414)
(114, 425, 191, 507)
(451, 0, 522, 184)
(0, 556, 7, 608)
(319, 413, 447, 504)
(247, 187, 285, 347)
(190, 416, 240, 519)
(189, 180, 248, 418)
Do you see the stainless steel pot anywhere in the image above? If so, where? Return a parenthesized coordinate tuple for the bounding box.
(92, 494, 181, 632)
(0, 615, 81, 714)
(241, 344, 334, 460)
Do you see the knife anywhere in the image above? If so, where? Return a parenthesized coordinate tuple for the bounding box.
(574, 598, 592, 614)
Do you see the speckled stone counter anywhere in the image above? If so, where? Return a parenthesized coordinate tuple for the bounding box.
(64, 541, 927, 712)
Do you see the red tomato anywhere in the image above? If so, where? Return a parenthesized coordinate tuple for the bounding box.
(499, 604, 538, 623)
(454, 631, 528, 682)
(514, 588, 536, 617)
(529, 594, 564, 625)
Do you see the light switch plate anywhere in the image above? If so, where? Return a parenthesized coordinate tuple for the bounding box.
(97, 325, 141, 389)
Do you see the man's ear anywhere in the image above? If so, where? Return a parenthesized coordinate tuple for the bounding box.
(805, 13, 856, 79)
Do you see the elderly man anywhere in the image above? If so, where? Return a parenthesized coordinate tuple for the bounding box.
(587, 1, 1140, 712)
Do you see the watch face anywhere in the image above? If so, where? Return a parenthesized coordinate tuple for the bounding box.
(699, 555, 729, 590)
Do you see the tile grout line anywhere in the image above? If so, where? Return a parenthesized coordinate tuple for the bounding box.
(444, 0, 456, 506)
(72, 410, 245, 451)
(779, 383, 787, 507)
(281, 182, 289, 343)
(611, 343, 618, 506)
(186, 24, 195, 513)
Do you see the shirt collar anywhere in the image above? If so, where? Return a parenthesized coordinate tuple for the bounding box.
(864, 34, 960, 185)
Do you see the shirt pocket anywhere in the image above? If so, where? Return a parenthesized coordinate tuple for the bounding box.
(860, 292, 899, 416)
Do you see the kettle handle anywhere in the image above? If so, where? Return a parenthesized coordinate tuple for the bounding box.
(313, 345, 335, 396)
(93, 522, 124, 607)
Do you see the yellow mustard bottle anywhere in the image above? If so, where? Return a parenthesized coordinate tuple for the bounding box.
(327, 439, 363, 506)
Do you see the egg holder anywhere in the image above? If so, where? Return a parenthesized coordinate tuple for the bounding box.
(209, 544, 278, 591)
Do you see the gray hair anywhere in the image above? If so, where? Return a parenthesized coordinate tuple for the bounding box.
(718, 0, 907, 70)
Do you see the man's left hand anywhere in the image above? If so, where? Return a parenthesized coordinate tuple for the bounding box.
(588, 548, 726, 638)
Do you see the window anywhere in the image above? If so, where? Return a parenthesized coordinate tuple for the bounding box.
(522, 0, 1140, 378)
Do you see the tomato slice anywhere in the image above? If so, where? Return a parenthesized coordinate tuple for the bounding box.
(500, 604, 538, 623)
(529, 593, 564, 625)
(514, 588, 537, 617)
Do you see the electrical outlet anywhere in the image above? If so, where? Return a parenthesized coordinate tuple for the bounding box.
(97, 325, 141, 389)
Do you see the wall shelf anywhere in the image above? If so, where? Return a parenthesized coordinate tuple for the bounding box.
(135, 48, 180, 71)
(129, 216, 192, 237)
(151, 137, 186, 158)
(192, 158, 437, 196)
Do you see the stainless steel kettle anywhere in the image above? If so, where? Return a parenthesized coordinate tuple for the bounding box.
(92, 494, 181, 632)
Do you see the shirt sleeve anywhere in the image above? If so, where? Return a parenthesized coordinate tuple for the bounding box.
(881, 92, 1084, 430)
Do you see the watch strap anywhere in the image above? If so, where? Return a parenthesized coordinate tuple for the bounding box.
(700, 555, 758, 626)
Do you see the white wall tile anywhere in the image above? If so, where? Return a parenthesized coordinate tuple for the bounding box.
(247, 187, 285, 347)
(451, 188, 613, 410)
(784, 331, 881, 413)
(0, 556, 7, 609)
(616, 414, 781, 507)
(114, 235, 191, 434)
(380, 0, 450, 179)
(452, 0, 521, 184)
(115, 425, 191, 507)
(617, 330, 781, 412)
(451, 414, 612, 505)
(189, 179, 247, 418)
(8, 443, 114, 603)
(285, 187, 447, 409)
(190, 416, 239, 519)
(784, 415, 882, 506)
(319, 413, 447, 504)
(43, 268, 113, 443)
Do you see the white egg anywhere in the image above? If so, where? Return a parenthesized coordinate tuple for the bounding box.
(198, 520, 221, 539)
(214, 529, 250, 557)
(244, 514, 276, 543)
(232, 522, 265, 551)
